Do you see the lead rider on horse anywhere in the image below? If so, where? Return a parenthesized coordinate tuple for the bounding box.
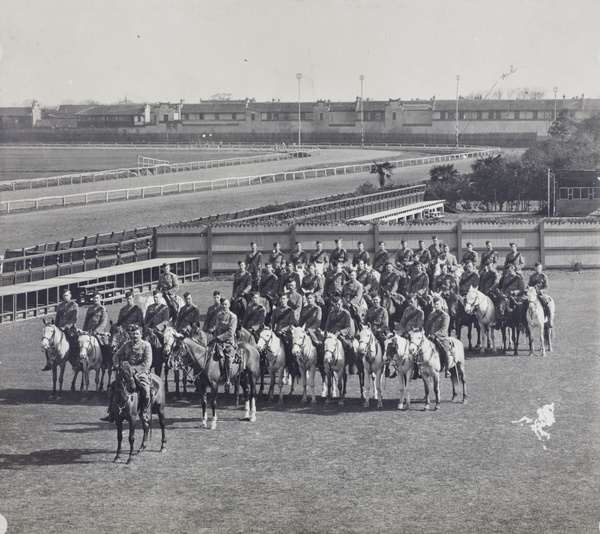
(42, 288, 79, 371)
(156, 263, 180, 320)
(100, 324, 152, 423)
(528, 262, 554, 328)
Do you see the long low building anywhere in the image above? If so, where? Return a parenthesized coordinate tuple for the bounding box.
(1, 97, 599, 146)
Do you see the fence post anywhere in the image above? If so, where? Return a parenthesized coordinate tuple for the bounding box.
(207, 225, 213, 277)
(539, 220, 546, 265)
(456, 219, 463, 258)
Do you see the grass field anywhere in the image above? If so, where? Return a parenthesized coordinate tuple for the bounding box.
(0, 271, 599, 534)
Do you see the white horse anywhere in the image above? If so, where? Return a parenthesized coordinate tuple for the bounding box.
(41, 320, 71, 400)
(74, 334, 104, 396)
(464, 286, 497, 353)
(256, 328, 287, 404)
(384, 332, 419, 410)
(290, 326, 319, 404)
(526, 286, 554, 356)
(323, 333, 346, 405)
(407, 331, 441, 410)
(356, 326, 385, 408)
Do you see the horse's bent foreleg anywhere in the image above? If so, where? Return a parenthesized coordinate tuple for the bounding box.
(126, 421, 136, 465)
(210, 388, 218, 430)
(114, 418, 123, 462)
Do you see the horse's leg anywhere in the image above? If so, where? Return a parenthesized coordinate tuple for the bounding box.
(547, 324, 553, 352)
(94, 366, 101, 393)
(397, 370, 406, 410)
(458, 362, 467, 403)
(242, 372, 251, 420)
(99, 367, 106, 392)
(320, 367, 327, 398)
(357, 359, 364, 400)
(210, 386, 218, 430)
(70, 366, 79, 392)
(479, 324, 486, 353)
(450, 366, 459, 402)
(50, 365, 58, 400)
(114, 418, 123, 462)
(433, 372, 441, 410)
(267, 369, 275, 402)
(57, 361, 66, 399)
(422, 375, 431, 410)
(138, 417, 149, 453)
(277, 365, 284, 405)
(540, 324, 546, 357)
(126, 419, 136, 465)
(325, 371, 332, 405)
(338, 369, 345, 406)
(199, 386, 208, 428)
(363, 362, 371, 408)
(157, 404, 167, 452)
(308, 365, 317, 404)
(375, 369, 383, 408)
(299, 365, 308, 403)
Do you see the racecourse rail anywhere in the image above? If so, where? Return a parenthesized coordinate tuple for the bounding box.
(0, 149, 496, 214)
(0, 148, 319, 192)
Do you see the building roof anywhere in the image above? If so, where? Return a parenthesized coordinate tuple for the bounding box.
(555, 170, 600, 186)
(182, 102, 248, 113)
(75, 105, 145, 116)
(0, 107, 32, 117)
(35, 118, 78, 129)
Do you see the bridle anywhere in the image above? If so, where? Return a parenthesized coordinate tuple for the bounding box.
(42, 325, 66, 363)
(358, 329, 377, 362)
(323, 335, 341, 365)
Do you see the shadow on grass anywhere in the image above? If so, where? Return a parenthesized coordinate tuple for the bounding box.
(0, 448, 107, 470)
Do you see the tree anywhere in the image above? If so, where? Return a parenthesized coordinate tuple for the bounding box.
(370, 161, 393, 188)
(429, 164, 458, 181)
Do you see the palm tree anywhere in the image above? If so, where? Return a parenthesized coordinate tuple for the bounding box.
(429, 163, 459, 181)
(371, 161, 393, 188)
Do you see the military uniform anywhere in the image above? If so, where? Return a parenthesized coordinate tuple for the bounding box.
(309, 249, 329, 273)
(398, 306, 424, 336)
(113, 337, 152, 420)
(395, 248, 414, 269)
(434, 273, 457, 295)
(372, 250, 390, 273)
(203, 302, 221, 333)
(117, 303, 143, 329)
(365, 305, 389, 341)
(413, 247, 432, 268)
(259, 272, 280, 307)
(379, 270, 400, 297)
(528, 272, 548, 295)
(461, 250, 479, 266)
(290, 250, 308, 267)
(83, 304, 108, 333)
(271, 305, 297, 338)
(157, 271, 179, 297)
(499, 273, 525, 299)
(479, 270, 500, 296)
(325, 307, 354, 340)
(286, 290, 303, 323)
(341, 279, 364, 311)
(479, 249, 498, 272)
(242, 302, 266, 337)
(214, 308, 238, 365)
(352, 249, 370, 267)
(279, 270, 301, 296)
(245, 251, 263, 289)
(458, 271, 480, 297)
(233, 271, 253, 301)
(144, 302, 170, 330)
(330, 248, 348, 269)
(439, 251, 459, 273)
(56, 299, 79, 329)
(424, 308, 452, 371)
(268, 251, 285, 273)
(504, 251, 525, 276)
(408, 272, 430, 298)
(301, 273, 325, 303)
(300, 304, 323, 346)
(175, 304, 200, 334)
(324, 270, 347, 299)
(428, 244, 442, 264)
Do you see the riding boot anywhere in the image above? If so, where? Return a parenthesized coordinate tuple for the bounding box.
(100, 386, 115, 422)
(41, 353, 52, 372)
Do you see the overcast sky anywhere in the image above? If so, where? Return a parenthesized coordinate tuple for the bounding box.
(1, 0, 599, 106)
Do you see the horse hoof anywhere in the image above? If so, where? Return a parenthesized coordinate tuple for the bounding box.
(397, 404, 404, 410)
(377, 400, 383, 408)
(278, 398, 284, 405)
(201, 421, 208, 429)
(210, 421, 217, 430)
(338, 400, 344, 406)
(249, 414, 257, 423)
(126, 458, 133, 465)
(114, 456, 120, 463)
(424, 405, 430, 411)
(300, 397, 307, 403)
(451, 395, 458, 402)
(160, 447, 167, 453)
(462, 398, 467, 404)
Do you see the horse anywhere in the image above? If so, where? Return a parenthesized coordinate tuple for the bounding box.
(464, 286, 497, 353)
(161, 325, 199, 398)
(111, 361, 166, 464)
(73, 333, 104, 396)
(323, 333, 347, 405)
(172, 336, 260, 428)
(494, 291, 525, 355)
(455, 297, 481, 351)
(526, 286, 554, 357)
(384, 332, 419, 410)
(256, 328, 287, 404)
(40, 320, 71, 399)
(290, 326, 319, 404)
(430, 290, 458, 335)
(356, 325, 385, 408)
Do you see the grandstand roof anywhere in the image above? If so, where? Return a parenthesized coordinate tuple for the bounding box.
(0, 107, 31, 117)
(75, 105, 145, 116)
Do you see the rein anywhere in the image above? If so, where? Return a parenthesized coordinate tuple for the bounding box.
(358, 330, 377, 363)
(42, 326, 66, 362)
(324, 337, 340, 366)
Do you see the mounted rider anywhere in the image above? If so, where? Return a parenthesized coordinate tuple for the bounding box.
(245, 242, 263, 292)
(398, 295, 425, 338)
(300, 293, 324, 370)
(413, 240, 432, 272)
(271, 293, 297, 370)
(372, 241, 390, 273)
(395, 240, 414, 271)
(407, 262, 430, 304)
(309, 240, 329, 275)
(301, 263, 325, 305)
(232, 260, 253, 314)
(461, 242, 479, 268)
(365, 294, 389, 347)
(202, 291, 222, 334)
(504, 242, 525, 277)
(82, 293, 110, 352)
(42, 288, 79, 371)
(212, 298, 238, 389)
(341, 268, 366, 328)
(528, 262, 554, 328)
(479, 240, 499, 273)
(116, 291, 143, 330)
(325, 296, 356, 372)
(496, 263, 526, 311)
(174, 292, 200, 336)
(156, 263, 179, 320)
(144, 290, 170, 346)
(268, 242, 285, 277)
(434, 262, 457, 297)
(379, 262, 404, 314)
(242, 292, 266, 342)
(290, 241, 308, 269)
(458, 261, 480, 298)
(324, 262, 347, 306)
(101, 324, 152, 423)
(352, 241, 370, 268)
(285, 281, 303, 324)
(438, 243, 459, 273)
(259, 262, 280, 313)
(329, 239, 349, 271)
(479, 262, 500, 298)
(279, 261, 302, 297)
(424, 297, 452, 379)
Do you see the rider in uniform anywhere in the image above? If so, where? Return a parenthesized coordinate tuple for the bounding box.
(341, 269, 365, 327)
(116, 291, 143, 330)
(43, 288, 79, 371)
(271, 293, 297, 370)
(325, 296, 356, 372)
(244, 242, 263, 292)
(497, 263, 526, 311)
(156, 263, 180, 320)
(232, 260, 253, 314)
(301, 263, 325, 305)
(268, 242, 285, 277)
(324, 262, 347, 305)
(372, 241, 390, 274)
(259, 263, 280, 314)
(300, 292, 325, 372)
(434, 263, 457, 296)
(174, 292, 200, 336)
(461, 242, 479, 268)
(242, 292, 267, 342)
(365, 294, 389, 346)
(279, 261, 301, 297)
(395, 240, 414, 270)
(424, 297, 452, 379)
(290, 242, 308, 268)
(82, 293, 110, 351)
(438, 243, 459, 273)
(144, 290, 170, 341)
(458, 261, 480, 297)
(203, 291, 222, 334)
(213, 298, 238, 389)
(352, 241, 370, 268)
(286, 281, 304, 324)
(504, 242, 525, 277)
(479, 240, 499, 273)
(329, 239, 348, 270)
(407, 262, 430, 301)
(309, 241, 329, 275)
(398, 295, 425, 337)
(479, 262, 500, 297)
(101, 324, 152, 423)
(528, 262, 554, 328)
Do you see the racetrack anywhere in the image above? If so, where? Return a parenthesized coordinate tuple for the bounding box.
(0, 271, 598, 534)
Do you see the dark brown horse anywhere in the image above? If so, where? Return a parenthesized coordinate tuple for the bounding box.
(494, 290, 526, 355)
(171, 336, 261, 428)
(111, 361, 166, 464)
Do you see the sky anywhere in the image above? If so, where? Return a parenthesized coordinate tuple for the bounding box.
(1, 0, 599, 107)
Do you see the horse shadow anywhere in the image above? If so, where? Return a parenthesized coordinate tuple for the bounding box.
(0, 448, 106, 470)
(0, 388, 110, 406)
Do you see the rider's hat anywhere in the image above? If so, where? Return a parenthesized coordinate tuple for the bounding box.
(315, 240, 322, 245)
(432, 235, 438, 240)
(125, 290, 133, 298)
(335, 238, 342, 244)
(161, 262, 168, 268)
(534, 262, 542, 267)
(357, 241, 363, 246)
(466, 241, 473, 246)
(509, 242, 516, 247)
(128, 324, 141, 332)
(153, 289, 160, 295)
(379, 241, 385, 245)
(401, 239, 407, 244)
(62, 288, 71, 296)
(183, 291, 191, 298)
(250, 241, 256, 246)
(418, 240, 424, 244)
(213, 290, 221, 296)
(486, 240, 492, 245)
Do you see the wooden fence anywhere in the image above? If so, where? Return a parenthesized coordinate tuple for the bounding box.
(155, 220, 600, 275)
(0, 148, 496, 214)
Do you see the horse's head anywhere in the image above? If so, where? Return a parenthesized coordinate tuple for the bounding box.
(256, 328, 273, 352)
(109, 324, 128, 354)
(526, 286, 538, 303)
(162, 325, 182, 357)
(323, 333, 340, 363)
(117, 361, 137, 393)
(78, 334, 93, 365)
(408, 331, 424, 356)
(290, 326, 305, 357)
(356, 325, 374, 357)
(41, 322, 55, 352)
(464, 286, 478, 314)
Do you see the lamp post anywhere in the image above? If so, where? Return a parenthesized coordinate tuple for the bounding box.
(360, 75, 365, 147)
(553, 86, 558, 121)
(455, 75, 460, 149)
(296, 73, 302, 147)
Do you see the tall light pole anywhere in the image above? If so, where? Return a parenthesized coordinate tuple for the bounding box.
(360, 75, 365, 147)
(296, 73, 302, 147)
(553, 86, 558, 121)
(455, 75, 460, 148)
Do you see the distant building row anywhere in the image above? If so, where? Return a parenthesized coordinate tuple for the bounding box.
(1, 97, 599, 146)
